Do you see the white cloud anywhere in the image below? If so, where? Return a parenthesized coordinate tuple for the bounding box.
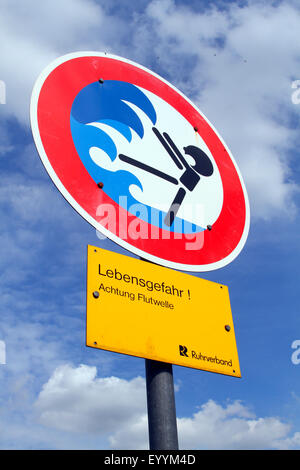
(35, 364, 147, 436)
(178, 399, 290, 450)
(34, 363, 300, 450)
(0, 0, 124, 124)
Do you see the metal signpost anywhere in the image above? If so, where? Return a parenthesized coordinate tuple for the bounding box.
(31, 52, 250, 451)
(145, 359, 179, 450)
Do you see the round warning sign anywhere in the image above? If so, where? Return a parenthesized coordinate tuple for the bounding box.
(30, 52, 250, 272)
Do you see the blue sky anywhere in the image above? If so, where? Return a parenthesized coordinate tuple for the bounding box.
(0, 0, 300, 449)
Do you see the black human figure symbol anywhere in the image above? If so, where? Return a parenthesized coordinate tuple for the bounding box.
(119, 127, 214, 227)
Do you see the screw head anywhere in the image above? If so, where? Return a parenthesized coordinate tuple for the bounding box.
(93, 291, 100, 299)
(207, 225, 212, 231)
(97, 182, 104, 189)
(225, 325, 231, 332)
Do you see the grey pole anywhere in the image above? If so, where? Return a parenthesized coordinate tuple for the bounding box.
(139, 257, 179, 450)
(145, 358, 179, 450)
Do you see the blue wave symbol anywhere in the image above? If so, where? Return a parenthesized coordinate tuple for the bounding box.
(70, 80, 204, 234)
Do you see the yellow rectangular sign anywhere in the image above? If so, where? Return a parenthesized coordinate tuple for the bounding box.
(86, 246, 241, 377)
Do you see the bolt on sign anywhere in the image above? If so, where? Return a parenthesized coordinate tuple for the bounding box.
(86, 246, 241, 377)
(30, 51, 250, 273)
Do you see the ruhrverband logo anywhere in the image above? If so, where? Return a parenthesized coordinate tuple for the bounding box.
(179, 344, 189, 357)
(179, 344, 233, 368)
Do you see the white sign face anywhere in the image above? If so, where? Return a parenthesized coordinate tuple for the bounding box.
(89, 87, 224, 230)
(30, 52, 250, 272)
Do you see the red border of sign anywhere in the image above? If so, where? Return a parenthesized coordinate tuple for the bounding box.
(30, 52, 250, 272)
